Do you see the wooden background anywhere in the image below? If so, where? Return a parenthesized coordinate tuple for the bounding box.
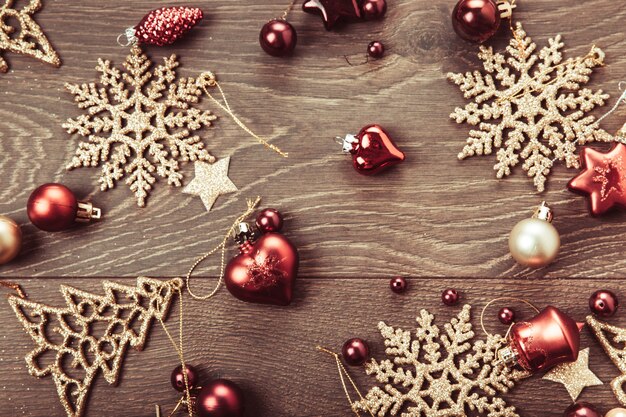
(1, 0, 626, 416)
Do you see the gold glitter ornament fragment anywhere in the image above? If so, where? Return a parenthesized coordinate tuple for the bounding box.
(8, 277, 182, 417)
(0, 0, 60, 73)
(448, 23, 612, 192)
(183, 157, 238, 212)
(587, 314, 626, 406)
(353, 305, 529, 417)
(63, 46, 217, 207)
(542, 348, 602, 401)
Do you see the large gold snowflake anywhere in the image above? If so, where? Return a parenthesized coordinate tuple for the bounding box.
(353, 305, 528, 417)
(0, 0, 60, 73)
(448, 23, 612, 191)
(63, 46, 216, 206)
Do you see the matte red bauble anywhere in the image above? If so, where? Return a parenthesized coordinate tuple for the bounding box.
(340, 124, 405, 175)
(361, 0, 387, 20)
(27, 183, 101, 232)
(225, 233, 299, 305)
(256, 208, 284, 233)
(589, 289, 619, 317)
(342, 338, 370, 366)
(260, 19, 297, 57)
(171, 364, 199, 392)
(196, 379, 244, 417)
(452, 0, 501, 43)
(563, 402, 602, 417)
(367, 41, 385, 59)
(498, 306, 583, 373)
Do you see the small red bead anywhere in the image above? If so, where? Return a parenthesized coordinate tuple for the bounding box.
(260, 19, 297, 57)
(563, 402, 602, 417)
(589, 290, 619, 317)
(171, 364, 199, 392)
(367, 41, 385, 59)
(27, 183, 78, 232)
(451, 0, 501, 43)
(498, 307, 516, 325)
(255, 208, 284, 233)
(442, 289, 459, 306)
(389, 277, 407, 294)
(342, 338, 370, 366)
(361, 0, 387, 20)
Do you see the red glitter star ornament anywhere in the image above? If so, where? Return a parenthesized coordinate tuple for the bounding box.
(568, 143, 626, 215)
(302, 0, 362, 30)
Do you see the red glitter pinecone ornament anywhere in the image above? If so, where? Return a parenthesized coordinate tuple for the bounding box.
(124, 7, 204, 46)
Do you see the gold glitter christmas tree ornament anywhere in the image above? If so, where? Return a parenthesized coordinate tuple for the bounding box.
(448, 23, 612, 192)
(587, 315, 626, 406)
(8, 277, 182, 417)
(183, 157, 238, 212)
(542, 348, 602, 401)
(351, 305, 528, 417)
(0, 0, 60, 73)
(63, 46, 217, 207)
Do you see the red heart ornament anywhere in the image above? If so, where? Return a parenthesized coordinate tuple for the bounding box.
(225, 233, 299, 306)
(343, 124, 405, 175)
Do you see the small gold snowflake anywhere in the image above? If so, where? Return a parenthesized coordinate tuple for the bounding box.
(353, 305, 528, 417)
(448, 23, 613, 191)
(63, 46, 216, 206)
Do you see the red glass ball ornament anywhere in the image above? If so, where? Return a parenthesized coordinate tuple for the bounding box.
(451, 0, 501, 43)
(367, 41, 385, 59)
(442, 289, 459, 306)
(563, 402, 602, 417)
(259, 19, 297, 57)
(390, 277, 407, 294)
(27, 184, 78, 232)
(361, 0, 387, 20)
(589, 290, 619, 317)
(498, 307, 516, 325)
(171, 364, 199, 392)
(342, 338, 370, 366)
(196, 379, 244, 417)
(255, 208, 284, 233)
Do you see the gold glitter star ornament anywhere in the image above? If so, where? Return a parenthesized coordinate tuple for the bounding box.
(0, 0, 60, 72)
(448, 23, 612, 191)
(8, 277, 182, 417)
(63, 46, 217, 207)
(353, 305, 528, 417)
(183, 157, 238, 211)
(543, 348, 602, 401)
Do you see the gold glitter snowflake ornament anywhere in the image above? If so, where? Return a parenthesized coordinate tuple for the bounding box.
(448, 23, 613, 191)
(0, 0, 60, 72)
(353, 305, 528, 417)
(63, 46, 217, 206)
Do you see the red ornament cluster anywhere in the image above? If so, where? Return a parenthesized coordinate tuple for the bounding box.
(225, 208, 299, 306)
(133, 6, 203, 46)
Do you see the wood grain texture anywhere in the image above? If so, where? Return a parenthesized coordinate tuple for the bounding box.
(1, 0, 626, 416)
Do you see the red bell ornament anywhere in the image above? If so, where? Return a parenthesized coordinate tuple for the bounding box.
(27, 183, 102, 232)
(225, 210, 298, 306)
(498, 306, 583, 373)
(339, 124, 405, 175)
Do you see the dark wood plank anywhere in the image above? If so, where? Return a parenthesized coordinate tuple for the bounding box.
(1, 278, 624, 417)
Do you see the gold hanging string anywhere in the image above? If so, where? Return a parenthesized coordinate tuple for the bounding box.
(280, 0, 297, 20)
(595, 82, 626, 127)
(317, 346, 376, 417)
(479, 297, 540, 338)
(197, 73, 288, 158)
(0, 281, 26, 299)
(186, 197, 262, 300)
